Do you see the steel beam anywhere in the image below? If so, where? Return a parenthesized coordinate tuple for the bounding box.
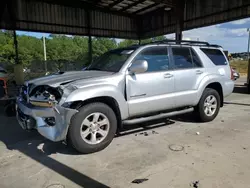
(133, 3, 157, 14)
(109, 0, 124, 8)
(88, 36, 93, 65)
(121, 0, 146, 12)
(175, 0, 184, 41)
(13, 30, 19, 64)
(247, 28, 250, 92)
(86, 10, 92, 65)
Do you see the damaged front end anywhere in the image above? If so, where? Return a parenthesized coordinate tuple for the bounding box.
(16, 84, 78, 142)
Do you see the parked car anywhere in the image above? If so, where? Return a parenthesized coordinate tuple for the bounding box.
(16, 40, 234, 154)
(0, 66, 7, 78)
(231, 68, 240, 80)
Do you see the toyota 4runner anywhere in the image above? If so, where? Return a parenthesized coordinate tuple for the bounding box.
(16, 40, 234, 153)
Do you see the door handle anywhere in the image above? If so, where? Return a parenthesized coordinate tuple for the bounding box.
(164, 73, 173, 78)
(196, 70, 203, 75)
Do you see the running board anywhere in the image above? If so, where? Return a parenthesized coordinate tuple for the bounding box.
(123, 107, 194, 125)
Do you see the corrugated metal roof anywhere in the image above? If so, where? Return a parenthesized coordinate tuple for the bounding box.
(0, 0, 250, 39)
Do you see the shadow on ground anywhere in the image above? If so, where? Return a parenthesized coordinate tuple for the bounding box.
(224, 101, 250, 107)
(171, 112, 199, 123)
(233, 84, 249, 94)
(118, 118, 175, 137)
(0, 107, 109, 188)
(0, 106, 181, 188)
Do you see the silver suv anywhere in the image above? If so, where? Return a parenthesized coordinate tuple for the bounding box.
(16, 40, 234, 153)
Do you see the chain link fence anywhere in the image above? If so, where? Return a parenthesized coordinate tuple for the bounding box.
(1, 60, 85, 98)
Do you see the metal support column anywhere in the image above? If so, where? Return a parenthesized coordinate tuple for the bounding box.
(86, 10, 92, 65)
(175, 0, 185, 41)
(13, 30, 19, 64)
(88, 36, 93, 64)
(247, 28, 250, 93)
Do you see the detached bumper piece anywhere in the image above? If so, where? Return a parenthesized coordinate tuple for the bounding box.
(16, 97, 78, 142)
(16, 107, 36, 130)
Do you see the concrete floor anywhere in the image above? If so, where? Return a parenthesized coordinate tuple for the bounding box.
(0, 78, 250, 188)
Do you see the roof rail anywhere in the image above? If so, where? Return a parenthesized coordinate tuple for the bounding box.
(151, 39, 210, 46)
(126, 39, 222, 49)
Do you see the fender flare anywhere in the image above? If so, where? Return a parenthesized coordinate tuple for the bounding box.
(63, 85, 129, 120)
(195, 75, 223, 105)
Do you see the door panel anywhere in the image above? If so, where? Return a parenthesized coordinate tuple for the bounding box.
(170, 47, 206, 108)
(173, 68, 206, 107)
(126, 46, 175, 117)
(126, 71, 175, 117)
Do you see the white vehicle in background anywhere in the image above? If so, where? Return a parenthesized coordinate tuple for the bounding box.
(231, 68, 240, 80)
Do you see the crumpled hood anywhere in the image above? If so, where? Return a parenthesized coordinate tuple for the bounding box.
(26, 71, 114, 87)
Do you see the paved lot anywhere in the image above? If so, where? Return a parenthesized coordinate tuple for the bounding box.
(0, 79, 250, 188)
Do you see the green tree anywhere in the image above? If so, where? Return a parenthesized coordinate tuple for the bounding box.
(92, 38, 117, 58)
(0, 30, 167, 74)
(0, 31, 15, 65)
(118, 39, 138, 48)
(118, 35, 166, 47)
(17, 35, 43, 67)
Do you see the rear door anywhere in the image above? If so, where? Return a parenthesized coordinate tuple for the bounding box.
(170, 47, 206, 108)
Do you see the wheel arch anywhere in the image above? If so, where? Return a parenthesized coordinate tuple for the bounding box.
(202, 82, 223, 107)
(66, 96, 123, 129)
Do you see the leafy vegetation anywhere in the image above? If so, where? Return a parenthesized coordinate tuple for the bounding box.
(0, 30, 166, 72)
(230, 60, 249, 74)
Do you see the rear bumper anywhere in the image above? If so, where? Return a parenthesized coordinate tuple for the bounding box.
(16, 97, 78, 142)
(223, 80, 234, 98)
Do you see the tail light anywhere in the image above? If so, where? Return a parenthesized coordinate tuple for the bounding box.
(230, 67, 234, 80)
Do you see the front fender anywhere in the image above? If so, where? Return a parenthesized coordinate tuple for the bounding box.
(63, 85, 129, 120)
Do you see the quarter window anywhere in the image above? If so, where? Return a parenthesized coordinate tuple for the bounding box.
(200, 48, 227, 65)
(133, 47, 169, 72)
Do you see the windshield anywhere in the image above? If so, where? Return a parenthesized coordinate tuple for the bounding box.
(87, 49, 135, 72)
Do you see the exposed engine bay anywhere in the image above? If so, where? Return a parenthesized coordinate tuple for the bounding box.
(29, 85, 63, 107)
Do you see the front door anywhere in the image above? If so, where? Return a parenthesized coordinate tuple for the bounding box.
(126, 46, 175, 117)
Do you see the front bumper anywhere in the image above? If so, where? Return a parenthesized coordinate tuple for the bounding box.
(16, 97, 78, 142)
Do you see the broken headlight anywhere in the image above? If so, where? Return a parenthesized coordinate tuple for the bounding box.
(29, 85, 62, 107)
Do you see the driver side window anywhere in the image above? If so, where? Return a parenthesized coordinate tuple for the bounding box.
(133, 47, 169, 72)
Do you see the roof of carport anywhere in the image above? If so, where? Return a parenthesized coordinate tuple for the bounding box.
(0, 0, 250, 39)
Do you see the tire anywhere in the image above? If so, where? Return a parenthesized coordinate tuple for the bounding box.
(196, 88, 220, 122)
(68, 102, 117, 154)
(4, 103, 16, 117)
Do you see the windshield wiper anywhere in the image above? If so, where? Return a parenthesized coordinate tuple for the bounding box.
(87, 67, 115, 72)
(86, 67, 103, 71)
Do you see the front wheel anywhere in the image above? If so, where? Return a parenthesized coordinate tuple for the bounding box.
(196, 88, 220, 122)
(68, 102, 117, 154)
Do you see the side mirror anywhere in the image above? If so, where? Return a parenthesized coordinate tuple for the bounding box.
(129, 60, 148, 74)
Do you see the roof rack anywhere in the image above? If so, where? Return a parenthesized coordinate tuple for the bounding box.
(145, 39, 221, 48)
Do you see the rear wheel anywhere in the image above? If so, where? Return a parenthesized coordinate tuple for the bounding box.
(68, 102, 117, 154)
(196, 88, 220, 122)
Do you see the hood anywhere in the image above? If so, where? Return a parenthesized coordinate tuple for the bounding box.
(27, 71, 114, 87)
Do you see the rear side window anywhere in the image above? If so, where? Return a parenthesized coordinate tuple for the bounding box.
(191, 49, 202, 67)
(201, 48, 227, 65)
(172, 47, 202, 69)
